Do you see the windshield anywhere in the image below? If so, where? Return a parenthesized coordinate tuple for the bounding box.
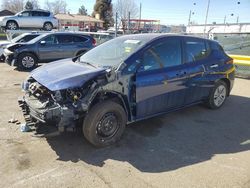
(11, 34, 26, 43)
(80, 35, 153, 68)
(27, 33, 48, 44)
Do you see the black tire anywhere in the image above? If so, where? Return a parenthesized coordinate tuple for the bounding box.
(206, 80, 228, 109)
(43, 22, 53, 31)
(17, 53, 37, 71)
(83, 100, 127, 147)
(6, 21, 18, 30)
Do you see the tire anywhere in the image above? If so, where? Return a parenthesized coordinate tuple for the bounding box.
(206, 80, 228, 109)
(6, 21, 18, 30)
(83, 100, 127, 147)
(17, 53, 37, 71)
(43, 22, 53, 31)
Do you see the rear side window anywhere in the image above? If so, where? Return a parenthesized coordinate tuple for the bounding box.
(32, 11, 50, 17)
(72, 35, 88, 43)
(41, 12, 50, 17)
(184, 38, 210, 63)
(141, 38, 182, 71)
(57, 35, 73, 43)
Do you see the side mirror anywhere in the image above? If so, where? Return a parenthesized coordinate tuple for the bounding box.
(18, 14, 22, 17)
(40, 41, 46, 45)
(135, 59, 144, 73)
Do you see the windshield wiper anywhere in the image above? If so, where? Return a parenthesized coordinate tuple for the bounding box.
(80, 61, 98, 68)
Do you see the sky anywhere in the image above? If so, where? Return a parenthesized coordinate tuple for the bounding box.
(42, 0, 250, 25)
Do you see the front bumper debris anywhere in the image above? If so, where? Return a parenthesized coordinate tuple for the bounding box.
(18, 95, 78, 132)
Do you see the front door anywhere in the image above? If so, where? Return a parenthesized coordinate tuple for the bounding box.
(135, 37, 189, 119)
(38, 35, 62, 61)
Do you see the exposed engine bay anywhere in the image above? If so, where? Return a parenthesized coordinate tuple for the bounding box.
(18, 72, 114, 132)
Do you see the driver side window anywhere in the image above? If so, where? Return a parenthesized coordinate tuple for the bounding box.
(42, 35, 58, 44)
(140, 38, 182, 72)
(19, 11, 31, 17)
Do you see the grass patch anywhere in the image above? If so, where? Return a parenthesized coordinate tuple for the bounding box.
(0, 33, 6, 37)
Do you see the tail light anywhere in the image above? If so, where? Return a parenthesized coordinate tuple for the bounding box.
(92, 38, 96, 46)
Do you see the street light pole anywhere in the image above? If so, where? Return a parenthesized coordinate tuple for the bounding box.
(203, 0, 211, 38)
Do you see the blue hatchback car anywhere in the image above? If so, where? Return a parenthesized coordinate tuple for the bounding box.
(19, 34, 235, 147)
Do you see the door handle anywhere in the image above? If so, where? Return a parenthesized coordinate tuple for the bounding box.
(176, 71, 187, 77)
(210, 64, 218, 68)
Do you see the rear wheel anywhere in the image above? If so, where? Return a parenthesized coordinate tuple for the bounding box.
(43, 22, 53, 31)
(83, 100, 127, 147)
(206, 80, 228, 109)
(6, 21, 18, 30)
(17, 53, 37, 71)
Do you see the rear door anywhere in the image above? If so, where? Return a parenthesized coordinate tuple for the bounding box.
(183, 37, 211, 104)
(135, 37, 189, 119)
(56, 34, 78, 58)
(31, 11, 44, 28)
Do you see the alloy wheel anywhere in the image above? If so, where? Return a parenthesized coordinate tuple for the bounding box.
(214, 85, 227, 107)
(21, 56, 35, 68)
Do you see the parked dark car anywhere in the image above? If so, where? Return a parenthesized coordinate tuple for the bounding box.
(19, 34, 235, 147)
(0, 32, 41, 61)
(3, 32, 96, 70)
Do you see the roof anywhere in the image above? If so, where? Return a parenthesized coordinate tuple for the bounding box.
(55, 13, 104, 23)
(0, 9, 14, 16)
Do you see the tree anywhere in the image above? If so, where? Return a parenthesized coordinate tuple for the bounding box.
(92, 0, 114, 29)
(78, 5, 87, 15)
(27, 0, 39, 9)
(44, 0, 67, 14)
(114, 0, 139, 20)
(1, 0, 24, 13)
(25, 1, 33, 10)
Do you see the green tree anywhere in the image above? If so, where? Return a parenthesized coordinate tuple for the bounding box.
(78, 5, 87, 15)
(92, 0, 114, 29)
(25, 1, 33, 10)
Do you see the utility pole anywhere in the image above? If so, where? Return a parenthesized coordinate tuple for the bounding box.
(203, 0, 211, 38)
(188, 10, 192, 26)
(115, 12, 118, 37)
(128, 11, 131, 33)
(139, 2, 142, 31)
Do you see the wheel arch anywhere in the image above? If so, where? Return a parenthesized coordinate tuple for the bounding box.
(17, 51, 39, 63)
(90, 91, 131, 122)
(6, 20, 19, 27)
(217, 78, 231, 96)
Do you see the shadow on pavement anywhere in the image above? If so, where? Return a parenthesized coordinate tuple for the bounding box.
(40, 95, 250, 173)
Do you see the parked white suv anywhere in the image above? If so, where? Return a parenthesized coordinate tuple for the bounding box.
(0, 9, 58, 31)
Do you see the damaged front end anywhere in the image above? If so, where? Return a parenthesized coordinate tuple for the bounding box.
(18, 71, 108, 132)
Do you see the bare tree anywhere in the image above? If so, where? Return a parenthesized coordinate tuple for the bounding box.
(114, 0, 139, 20)
(1, 0, 24, 13)
(44, 0, 67, 14)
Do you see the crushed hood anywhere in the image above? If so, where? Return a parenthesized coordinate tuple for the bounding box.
(30, 59, 106, 91)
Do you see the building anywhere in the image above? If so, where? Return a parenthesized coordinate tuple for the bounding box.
(0, 9, 14, 16)
(55, 13, 104, 31)
(187, 23, 250, 34)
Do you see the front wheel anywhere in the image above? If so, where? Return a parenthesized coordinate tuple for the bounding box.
(17, 53, 37, 71)
(83, 100, 127, 147)
(206, 80, 228, 109)
(6, 21, 18, 30)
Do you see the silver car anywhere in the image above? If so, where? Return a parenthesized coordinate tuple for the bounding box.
(0, 9, 58, 31)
